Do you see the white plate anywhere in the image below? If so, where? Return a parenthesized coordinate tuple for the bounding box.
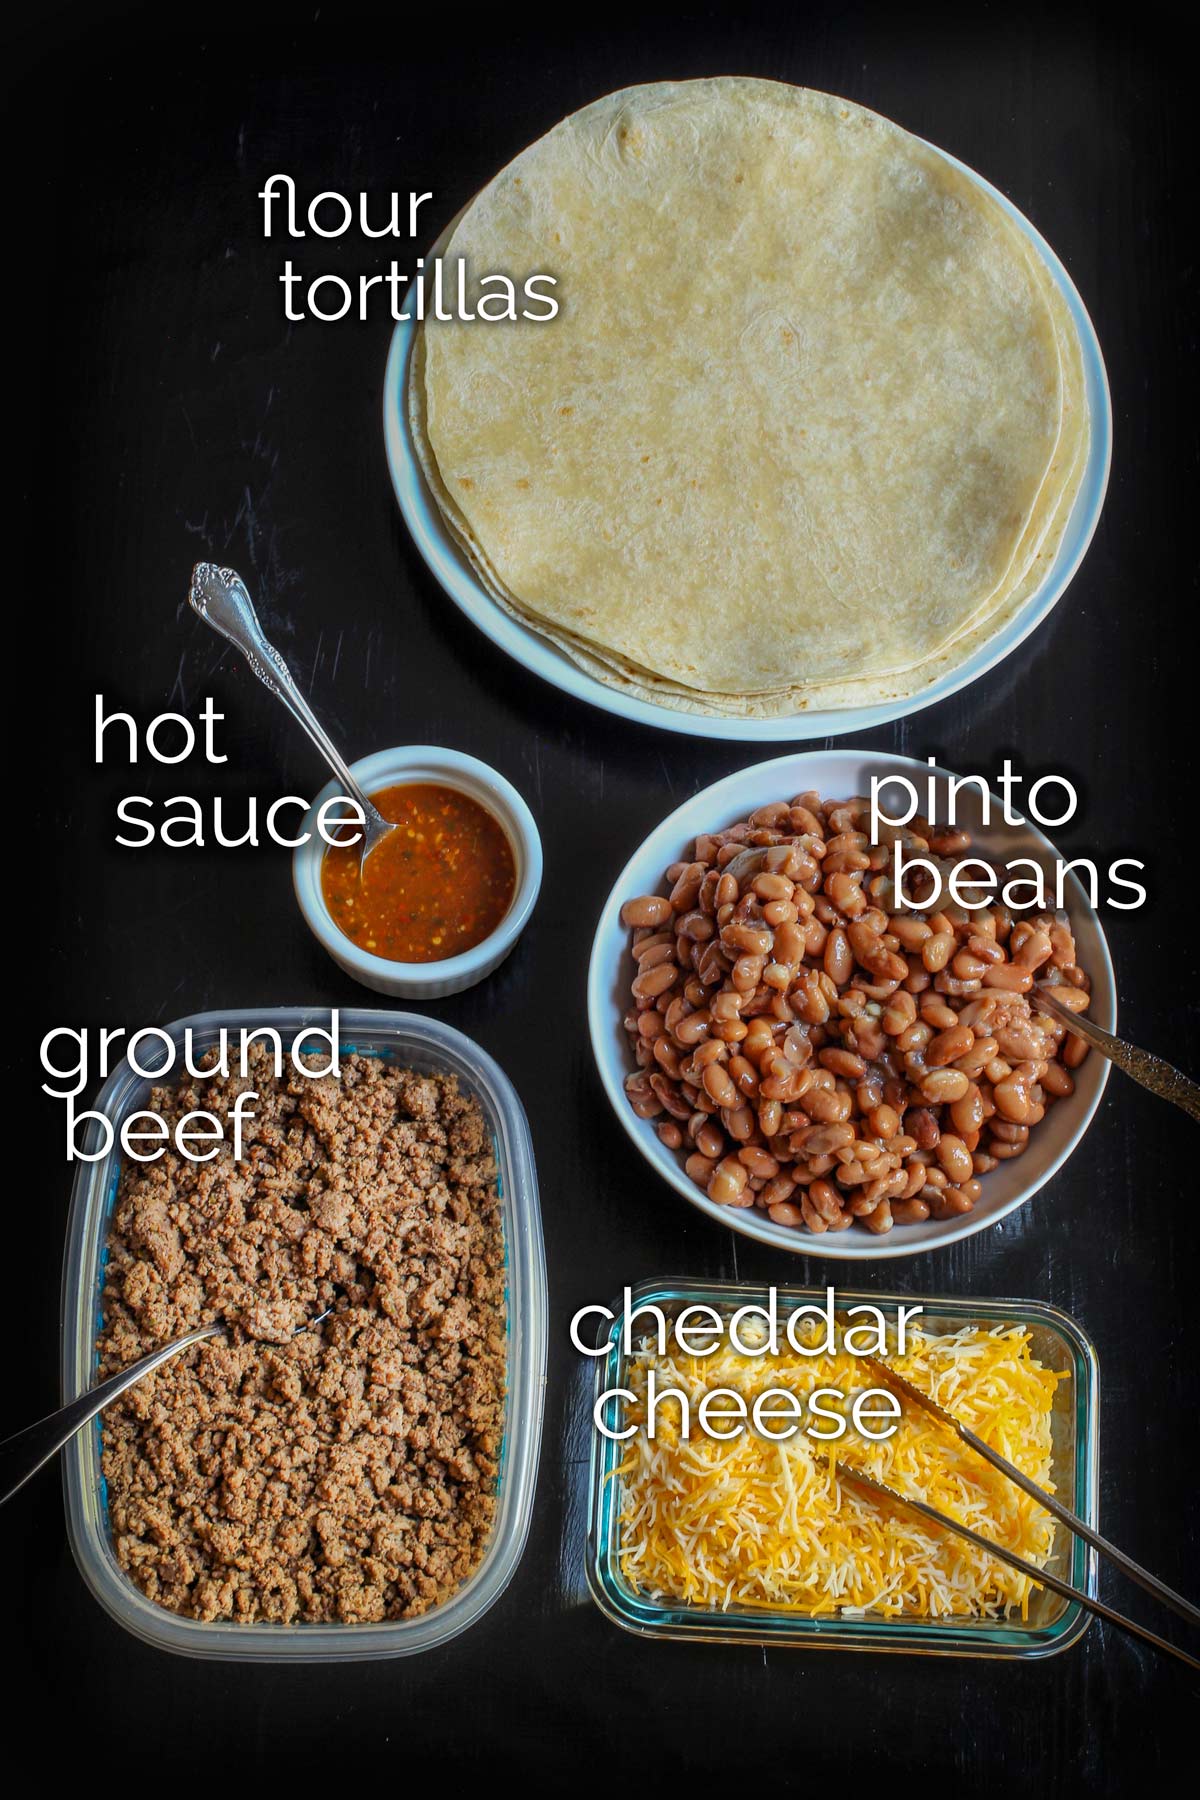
(587, 750, 1115, 1259)
(383, 150, 1111, 741)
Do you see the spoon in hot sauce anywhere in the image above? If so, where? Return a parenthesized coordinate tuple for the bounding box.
(321, 779, 516, 963)
(188, 563, 395, 872)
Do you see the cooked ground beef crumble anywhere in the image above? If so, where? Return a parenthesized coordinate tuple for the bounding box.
(97, 1048, 506, 1625)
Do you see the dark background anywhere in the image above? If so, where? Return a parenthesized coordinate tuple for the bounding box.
(6, 1, 1197, 1784)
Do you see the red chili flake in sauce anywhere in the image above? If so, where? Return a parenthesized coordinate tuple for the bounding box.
(321, 781, 516, 963)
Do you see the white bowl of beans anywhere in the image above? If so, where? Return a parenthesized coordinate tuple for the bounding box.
(587, 750, 1115, 1259)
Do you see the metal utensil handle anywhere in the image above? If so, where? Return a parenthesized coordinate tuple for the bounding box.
(957, 1421, 1200, 1630)
(188, 563, 376, 827)
(1035, 987, 1200, 1122)
(843, 1468, 1200, 1673)
(868, 1354, 1200, 1629)
(0, 1323, 223, 1507)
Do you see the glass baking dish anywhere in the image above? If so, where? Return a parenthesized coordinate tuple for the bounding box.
(61, 1007, 547, 1662)
(586, 1279, 1098, 1658)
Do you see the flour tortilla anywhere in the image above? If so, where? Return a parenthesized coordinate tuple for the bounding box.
(410, 260, 1086, 717)
(497, 427, 1087, 717)
(465, 235, 1091, 716)
(414, 79, 1089, 712)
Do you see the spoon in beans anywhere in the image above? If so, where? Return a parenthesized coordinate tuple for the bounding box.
(622, 804, 1200, 1240)
(864, 829, 1200, 1124)
(1032, 985, 1200, 1123)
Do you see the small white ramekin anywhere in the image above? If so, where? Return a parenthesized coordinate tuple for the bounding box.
(293, 746, 542, 998)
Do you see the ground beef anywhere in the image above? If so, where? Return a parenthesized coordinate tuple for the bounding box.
(97, 1048, 506, 1626)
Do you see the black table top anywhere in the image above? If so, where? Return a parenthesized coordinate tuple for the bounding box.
(8, 3, 1197, 1784)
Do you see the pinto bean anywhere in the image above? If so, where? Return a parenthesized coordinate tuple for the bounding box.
(702, 1062, 738, 1109)
(926, 1023, 975, 1067)
(920, 1068, 970, 1105)
(632, 960, 678, 1003)
(950, 1084, 986, 1135)
(771, 1200, 810, 1230)
(621, 895, 672, 929)
(738, 1145, 780, 1180)
(937, 1134, 974, 1184)
(620, 794, 1089, 1236)
(906, 1107, 941, 1150)
(708, 1158, 751, 1205)
(891, 1196, 931, 1225)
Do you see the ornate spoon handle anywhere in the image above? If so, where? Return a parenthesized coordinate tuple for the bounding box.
(1034, 986, 1200, 1123)
(187, 563, 388, 845)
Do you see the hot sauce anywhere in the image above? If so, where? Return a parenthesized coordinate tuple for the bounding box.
(321, 782, 516, 963)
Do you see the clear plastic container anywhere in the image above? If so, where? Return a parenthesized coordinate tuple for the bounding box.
(587, 1280, 1098, 1659)
(61, 1008, 547, 1662)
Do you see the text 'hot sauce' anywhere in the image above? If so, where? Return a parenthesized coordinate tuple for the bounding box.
(321, 782, 516, 963)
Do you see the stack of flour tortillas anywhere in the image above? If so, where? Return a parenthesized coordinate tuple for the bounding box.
(410, 79, 1089, 718)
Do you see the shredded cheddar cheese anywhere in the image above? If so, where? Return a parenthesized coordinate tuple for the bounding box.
(615, 1322, 1064, 1620)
